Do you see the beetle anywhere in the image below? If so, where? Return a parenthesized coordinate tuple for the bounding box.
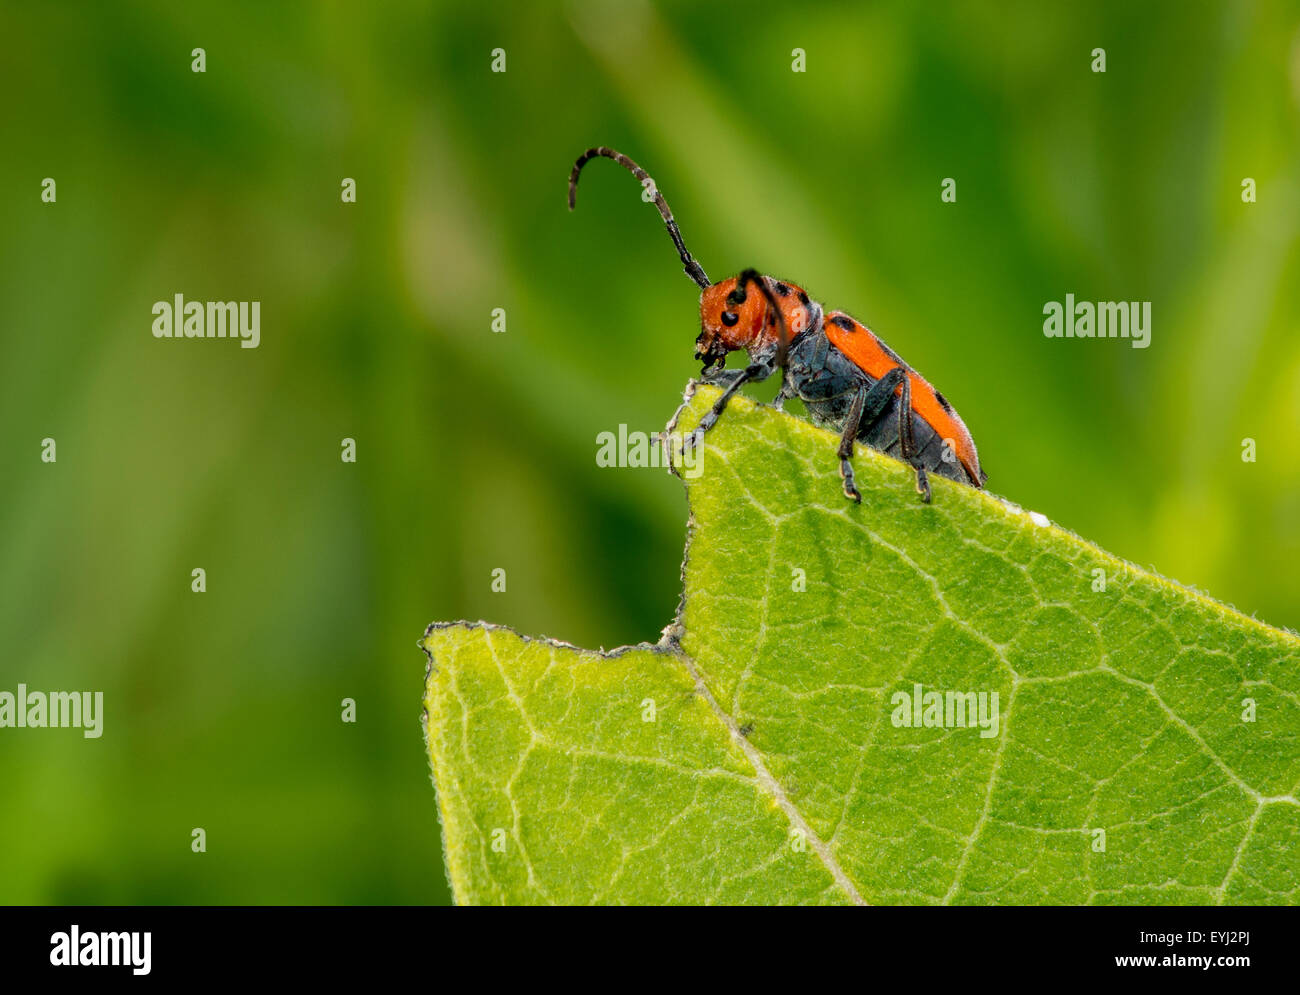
(568, 146, 986, 503)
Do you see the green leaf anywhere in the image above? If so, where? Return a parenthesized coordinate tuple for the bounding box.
(422, 383, 1300, 905)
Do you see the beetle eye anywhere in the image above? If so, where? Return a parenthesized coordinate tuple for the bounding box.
(720, 311, 739, 327)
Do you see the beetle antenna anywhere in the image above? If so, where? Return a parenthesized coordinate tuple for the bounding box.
(735, 269, 791, 370)
(569, 147, 710, 290)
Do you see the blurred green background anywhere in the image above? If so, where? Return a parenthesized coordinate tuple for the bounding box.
(1, 0, 1297, 904)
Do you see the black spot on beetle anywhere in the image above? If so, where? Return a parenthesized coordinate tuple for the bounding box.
(935, 389, 953, 413)
(831, 314, 856, 331)
(798, 291, 810, 305)
(775, 282, 790, 296)
(727, 287, 747, 306)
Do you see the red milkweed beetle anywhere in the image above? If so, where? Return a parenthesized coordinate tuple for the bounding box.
(568, 147, 987, 504)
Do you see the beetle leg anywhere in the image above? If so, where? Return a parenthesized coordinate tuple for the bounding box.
(858, 367, 908, 423)
(837, 368, 907, 502)
(837, 386, 869, 502)
(687, 362, 773, 450)
(771, 379, 794, 411)
(701, 366, 748, 389)
(894, 372, 932, 503)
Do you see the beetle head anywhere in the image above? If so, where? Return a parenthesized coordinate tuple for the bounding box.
(695, 277, 767, 371)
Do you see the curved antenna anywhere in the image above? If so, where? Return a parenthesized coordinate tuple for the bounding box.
(735, 269, 791, 370)
(569, 147, 710, 289)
